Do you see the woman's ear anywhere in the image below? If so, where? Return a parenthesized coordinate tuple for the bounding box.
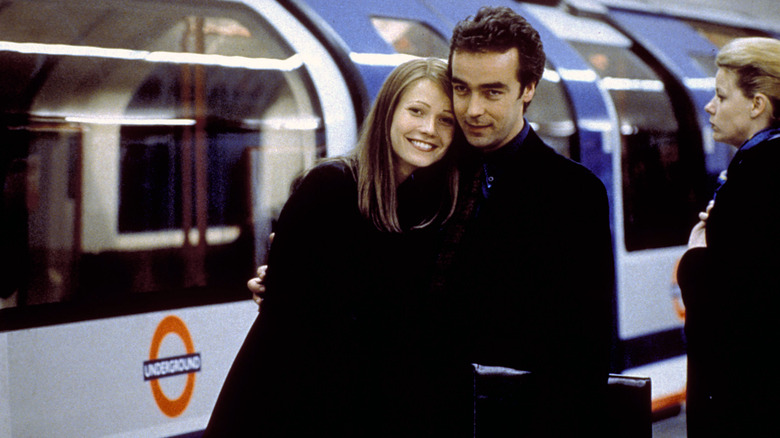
(751, 93, 771, 119)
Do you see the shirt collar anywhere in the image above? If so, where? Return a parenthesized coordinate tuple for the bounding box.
(481, 118, 530, 164)
(476, 119, 531, 197)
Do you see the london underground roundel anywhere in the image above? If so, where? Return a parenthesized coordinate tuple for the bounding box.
(143, 315, 202, 417)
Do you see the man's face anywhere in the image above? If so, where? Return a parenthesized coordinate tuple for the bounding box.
(451, 48, 535, 152)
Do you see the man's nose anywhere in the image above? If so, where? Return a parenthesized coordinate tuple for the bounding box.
(466, 95, 485, 117)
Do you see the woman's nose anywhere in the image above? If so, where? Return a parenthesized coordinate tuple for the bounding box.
(420, 115, 436, 134)
(704, 97, 716, 115)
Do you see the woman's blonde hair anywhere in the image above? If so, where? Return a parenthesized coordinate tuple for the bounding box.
(717, 37, 780, 125)
(349, 57, 460, 232)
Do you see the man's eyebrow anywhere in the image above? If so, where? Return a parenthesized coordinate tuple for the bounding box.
(479, 82, 509, 90)
(450, 77, 509, 90)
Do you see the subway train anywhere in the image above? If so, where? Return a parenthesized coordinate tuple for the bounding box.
(1, 0, 778, 436)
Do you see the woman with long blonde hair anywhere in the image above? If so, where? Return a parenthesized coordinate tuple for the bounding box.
(206, 58, 463, 437)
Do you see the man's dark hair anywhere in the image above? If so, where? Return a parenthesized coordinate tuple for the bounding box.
(449, 6, 546, 91)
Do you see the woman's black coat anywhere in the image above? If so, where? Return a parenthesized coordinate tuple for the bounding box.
(678, 130, 780, 437)
(204, 160, 452, 437)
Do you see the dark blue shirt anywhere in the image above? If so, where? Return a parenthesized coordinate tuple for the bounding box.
(479, 118, 531, 199)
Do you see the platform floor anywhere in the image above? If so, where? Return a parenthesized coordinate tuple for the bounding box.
(653, 409, 687, 437)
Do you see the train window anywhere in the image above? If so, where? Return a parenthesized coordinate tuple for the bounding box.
(370, 17, 450, 59)
(0, 0, 325, 308)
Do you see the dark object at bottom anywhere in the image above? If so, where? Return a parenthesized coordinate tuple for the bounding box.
(473, 364, 651, 437)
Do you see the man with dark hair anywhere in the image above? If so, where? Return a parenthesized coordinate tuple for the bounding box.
(432, 6, 615, 436)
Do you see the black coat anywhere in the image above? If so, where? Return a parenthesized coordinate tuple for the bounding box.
(434, 127, 615, 436)
(678, 129, 780, 437)
(205, 160, 453, 437)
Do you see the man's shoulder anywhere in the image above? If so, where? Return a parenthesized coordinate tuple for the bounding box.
(520, 132, 604, 188)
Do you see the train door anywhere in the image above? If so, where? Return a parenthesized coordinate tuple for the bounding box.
(523, 3, 713, 411)
(0, 0, 359, 436)
(597, 5, 779, 409)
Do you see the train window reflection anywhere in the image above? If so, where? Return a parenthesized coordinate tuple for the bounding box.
(0, 125, 81, 306)
(569, 41, 707, 251)
(684, 20, 768, 77)
(526, 65, 576, 159)
(684, 20, 767, 49)
(370, 17, 450, 59)
(690, 54, 719, 78)
(0, 0, 324, 307)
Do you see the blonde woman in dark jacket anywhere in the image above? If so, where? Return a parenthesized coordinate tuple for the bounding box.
(678, 37, 780, 438)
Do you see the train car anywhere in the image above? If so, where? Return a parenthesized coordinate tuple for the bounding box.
(571, 0, 778, 413)
(0, 0, 361, 436)
(1, 0, 778, 436)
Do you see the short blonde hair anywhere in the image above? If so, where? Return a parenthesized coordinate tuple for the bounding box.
(717, 37, 780, 124)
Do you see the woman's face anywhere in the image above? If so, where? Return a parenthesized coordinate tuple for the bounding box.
(705, 68, 756, 147)
(390, 79, 455, 182)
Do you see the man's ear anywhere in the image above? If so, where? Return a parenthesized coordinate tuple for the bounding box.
(520, 81, 536, 104)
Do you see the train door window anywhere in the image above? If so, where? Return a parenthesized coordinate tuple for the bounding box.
(0, 0, 329, 308)
(370, 17, 450, 59)
(570, 40, 707, 251)
(525, 65, 577, 159)
(526, 5, 708, 251)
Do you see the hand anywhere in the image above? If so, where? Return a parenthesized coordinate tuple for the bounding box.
(247, 233, 273, 306)
(688, 200, 714, 248)
(247, 265, 267, 305)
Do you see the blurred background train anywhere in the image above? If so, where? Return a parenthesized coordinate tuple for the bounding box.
(1, 0, 778, 436)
